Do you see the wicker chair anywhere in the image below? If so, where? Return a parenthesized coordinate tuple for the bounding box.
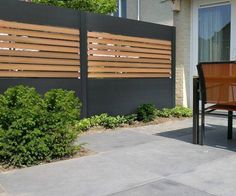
(197, 61, 236, 145)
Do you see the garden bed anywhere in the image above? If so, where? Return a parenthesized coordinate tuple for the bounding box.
(0, 85, 192, 169)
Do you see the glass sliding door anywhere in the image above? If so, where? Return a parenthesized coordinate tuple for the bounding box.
(198, 4, 231, 62)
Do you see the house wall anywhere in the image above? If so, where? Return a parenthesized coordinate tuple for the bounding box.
(126, 0, 173, 26)
(126, 0, 138, 20)
(173, 0, 191, 107)
(140, 0, 173, 26)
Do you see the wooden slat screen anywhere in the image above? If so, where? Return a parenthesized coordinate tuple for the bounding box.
(0, 20, 80, 78)
(88, 32, 172, 78)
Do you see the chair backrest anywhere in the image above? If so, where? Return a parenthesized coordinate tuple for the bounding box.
(197, 62, 236, 105)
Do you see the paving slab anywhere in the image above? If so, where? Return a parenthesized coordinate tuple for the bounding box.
(78, 130, 160, 152)
(169, 155, 236, 196)
(1, 117, 236, 196)
(110, 179, 215, 196)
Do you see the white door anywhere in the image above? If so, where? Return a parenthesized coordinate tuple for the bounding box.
(189, 0, 236, 106)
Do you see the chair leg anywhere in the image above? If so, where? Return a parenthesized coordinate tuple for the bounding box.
(228, 111, 233, 140)
(201, 102, 205, 145)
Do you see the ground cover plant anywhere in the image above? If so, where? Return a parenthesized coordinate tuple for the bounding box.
(75, 105, 192, 132)
(0, 86, 82, 167)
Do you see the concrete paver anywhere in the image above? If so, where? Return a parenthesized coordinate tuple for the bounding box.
(1, 116, 236, 196)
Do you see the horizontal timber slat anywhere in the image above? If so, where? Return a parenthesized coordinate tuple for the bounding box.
(88, 50, 171, 60)
(0, 50, 80, 59)
(88, 31, 172, 78)
(88, 67, 170, 73)
(88, 73, 171, 78)
(0, 20, 80, 78)
(0, 64, 80, 72)
(0, 42, 78, 53)
(0, 35, 79, 47)
(88, 38, 171, 50)
(88, 56, 171, 64)
(0, 56, 80, 65)
(88, 62, 171, 68)
(0, 20, 80, 35)
(88, 32, 171, 46)
(0, 28, 79, 41)
(88, 44, 171, 55)
(0, 71, 80, 78)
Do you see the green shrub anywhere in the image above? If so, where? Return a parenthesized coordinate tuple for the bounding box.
(124, 114, 137, 125)
(137, 104, 156, 122)
(89, 113, 108, 127)
(0, 86, 81, 167)
(101, 115, 126, 129)
(155, 108, 172, 118)
(74, 118, 91, 132)
(155, 106, 192, 118)
(44, 89, 81, 127)
(169, 106, 192, 118)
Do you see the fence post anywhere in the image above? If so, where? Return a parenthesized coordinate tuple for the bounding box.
(171, 27, 176, 107)
(80, 12, 88, 118)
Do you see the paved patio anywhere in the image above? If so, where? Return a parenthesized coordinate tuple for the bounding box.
(1, 116, 236, 196)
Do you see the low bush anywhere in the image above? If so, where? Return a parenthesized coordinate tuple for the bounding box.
(155, 108, 172, 118)
(155, 106, 192, 118)
(89, 113, 109, 127)
(137, 104, 156, 122)
(169, 106, 192, 118)
(0, 85, 82, 167)
(74, 113, 128, 131)
(101, 115, 126, 129)
(124, 114, 137, 125)
(75, 118, 91, 132)
(44, 89, 81, 127)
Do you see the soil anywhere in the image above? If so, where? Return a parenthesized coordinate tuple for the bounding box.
(0, 147, 94, 173)
(79, 117, 187, 136)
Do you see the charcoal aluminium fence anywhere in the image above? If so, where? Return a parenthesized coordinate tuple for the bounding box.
(0, 0, 176, 117)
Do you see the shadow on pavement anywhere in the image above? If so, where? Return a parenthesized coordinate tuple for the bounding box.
(155, 124, 236, 152)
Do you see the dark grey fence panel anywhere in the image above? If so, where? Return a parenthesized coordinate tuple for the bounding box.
(0, 0, 176, 117)
(88, 78, 173, 116)
(86, 13, 176, 116)
(0, 0, 80, 28)
(0, 78, 82, 100)
(0, 0, 83, 114)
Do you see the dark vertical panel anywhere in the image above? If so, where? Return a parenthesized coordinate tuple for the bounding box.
(121, 0, 127, 18)
(171, 27, 176, 107)
(86, 12, 173, 40)
(0, 78, 82, 99)
(80, 12, 88, 118)
(87, 78, 173, 116)
(86, 12, 175, 116)
(0, 0, 80, 28)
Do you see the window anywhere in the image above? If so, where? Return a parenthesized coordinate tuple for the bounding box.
(198, 4, 231, 62)
(113, 0, 127, 18)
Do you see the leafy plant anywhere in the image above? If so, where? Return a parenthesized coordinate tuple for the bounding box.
(44, 89, 81, 127)
(124, 114, 137, 125)
(75, 118, 91, 132)
(137, 104, 156, 122)
(0, 85, 82, 167)
(31, 0, 117, 14)
(101, 115, 126, 129)
(89, 113, 108, 127)
(155, 106, 192, 118)
(155, 108, 172, 118)
(169, 106, 192, 118)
